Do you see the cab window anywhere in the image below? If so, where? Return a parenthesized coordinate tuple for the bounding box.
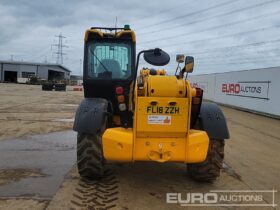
(88, 42, 132, 79)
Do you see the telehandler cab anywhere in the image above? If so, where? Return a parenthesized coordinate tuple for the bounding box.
(73, 25, 229, 182)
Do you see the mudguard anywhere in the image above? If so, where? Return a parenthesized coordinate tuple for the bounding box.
(199, 102, 230, 139)
(73, 98, 108, 134)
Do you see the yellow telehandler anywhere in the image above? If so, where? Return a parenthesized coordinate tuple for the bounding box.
(73, 25, 229, 182)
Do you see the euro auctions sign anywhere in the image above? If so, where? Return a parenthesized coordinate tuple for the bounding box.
(188, 68, 280, 116)
(221, 81, 270, 100)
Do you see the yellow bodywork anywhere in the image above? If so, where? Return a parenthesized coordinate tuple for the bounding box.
(102, 73, 210, 163)
(136, 97, 188, 138)
(103, 128, 208, 163)
(84, 27, 208, 164)
(84, 29, 136, 42)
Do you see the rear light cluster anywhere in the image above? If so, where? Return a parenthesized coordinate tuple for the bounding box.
(196, 88, 203, 97)
(115, 86, 124, 95)
(115, 86, 127, 111)
(192, 87, 203, 105)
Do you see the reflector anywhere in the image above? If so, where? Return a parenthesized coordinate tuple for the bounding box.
(116, 86, 124, 95)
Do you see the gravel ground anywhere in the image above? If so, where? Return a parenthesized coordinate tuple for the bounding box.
(0, 83, 83, 140)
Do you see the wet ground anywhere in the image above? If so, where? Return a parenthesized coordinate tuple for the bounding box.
(0, 131, 76, 199)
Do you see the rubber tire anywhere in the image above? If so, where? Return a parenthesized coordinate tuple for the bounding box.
(77, 132, 105, 180)
(42, 83, 53, 91)
(187, 139, 224, 182)
(54, 84, 66, 91)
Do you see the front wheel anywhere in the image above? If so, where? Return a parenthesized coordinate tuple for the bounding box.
(77, 133, 105, 180)
(187, 139, 224, 182)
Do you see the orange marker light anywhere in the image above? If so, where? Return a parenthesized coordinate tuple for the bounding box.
(117, 95, 125, 103)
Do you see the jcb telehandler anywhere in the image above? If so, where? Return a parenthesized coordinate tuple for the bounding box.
(73, 25, 229, 182)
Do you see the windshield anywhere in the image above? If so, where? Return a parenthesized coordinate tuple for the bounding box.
(87, 42, 132, 79)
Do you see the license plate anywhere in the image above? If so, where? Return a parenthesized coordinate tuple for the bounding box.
(146, 106, 180, 114)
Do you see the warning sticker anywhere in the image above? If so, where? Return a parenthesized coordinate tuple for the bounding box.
(148, 115, 171, 125)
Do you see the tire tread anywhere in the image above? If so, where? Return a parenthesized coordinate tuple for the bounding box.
(77, 133, 105, 180)
(187, 139, 224, 182)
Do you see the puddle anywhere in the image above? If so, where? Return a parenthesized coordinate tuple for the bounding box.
(0, 130, 76, 198)
(0, 168, 46, 186)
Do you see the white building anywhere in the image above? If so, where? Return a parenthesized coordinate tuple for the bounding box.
(0, 60, 71, 82)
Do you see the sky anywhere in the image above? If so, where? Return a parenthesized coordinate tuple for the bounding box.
(0, 0, 280, 75)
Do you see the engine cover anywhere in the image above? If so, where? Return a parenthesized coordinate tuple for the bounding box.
(147, 76, 186, 97)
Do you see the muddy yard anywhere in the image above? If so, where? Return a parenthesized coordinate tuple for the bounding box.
(0, 83, 83, 140)
(0, 83, 279, 210)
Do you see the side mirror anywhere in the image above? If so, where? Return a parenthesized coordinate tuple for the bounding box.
(176, 54, 185, 63)
(184, 56, 194, 73)
(143, 48, 170, 66)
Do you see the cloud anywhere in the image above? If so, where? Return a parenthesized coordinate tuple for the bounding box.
(0, 0, 279, 75)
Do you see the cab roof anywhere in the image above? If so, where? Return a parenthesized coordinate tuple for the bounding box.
(84, 26, 136, 42)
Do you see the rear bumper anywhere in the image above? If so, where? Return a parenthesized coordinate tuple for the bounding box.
(102, 128, 209, 163)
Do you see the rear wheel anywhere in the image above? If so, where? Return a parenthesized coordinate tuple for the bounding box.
(77, 133, 105, 180)
(187, 139, 224, 182)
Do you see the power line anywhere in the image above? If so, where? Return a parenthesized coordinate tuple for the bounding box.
(197, 53, 280, 63)
(131, 0, 194, 24)
(136, 0, 236, 31)
(196, 53, 280, 63)
(194, 48, 280, 60)
(171, 51, 280, 65)
(197, 57, 280, 66)
(166, 45, 280, 67)
(138, 25, 280, 49)
(52, 33, 68, 64)
(25, 47, 52, 62)
(138, 0, 279, 36)
(138, 10, 280, 45)
(138, 41, 280, 69)
(167, 48, 280, 64)
(137, 39, 280, 60)
(29, 49, 51, 62)
(187, 38, 280, 55)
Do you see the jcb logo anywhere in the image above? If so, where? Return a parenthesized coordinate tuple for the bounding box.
(147, 106, 179, 114)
